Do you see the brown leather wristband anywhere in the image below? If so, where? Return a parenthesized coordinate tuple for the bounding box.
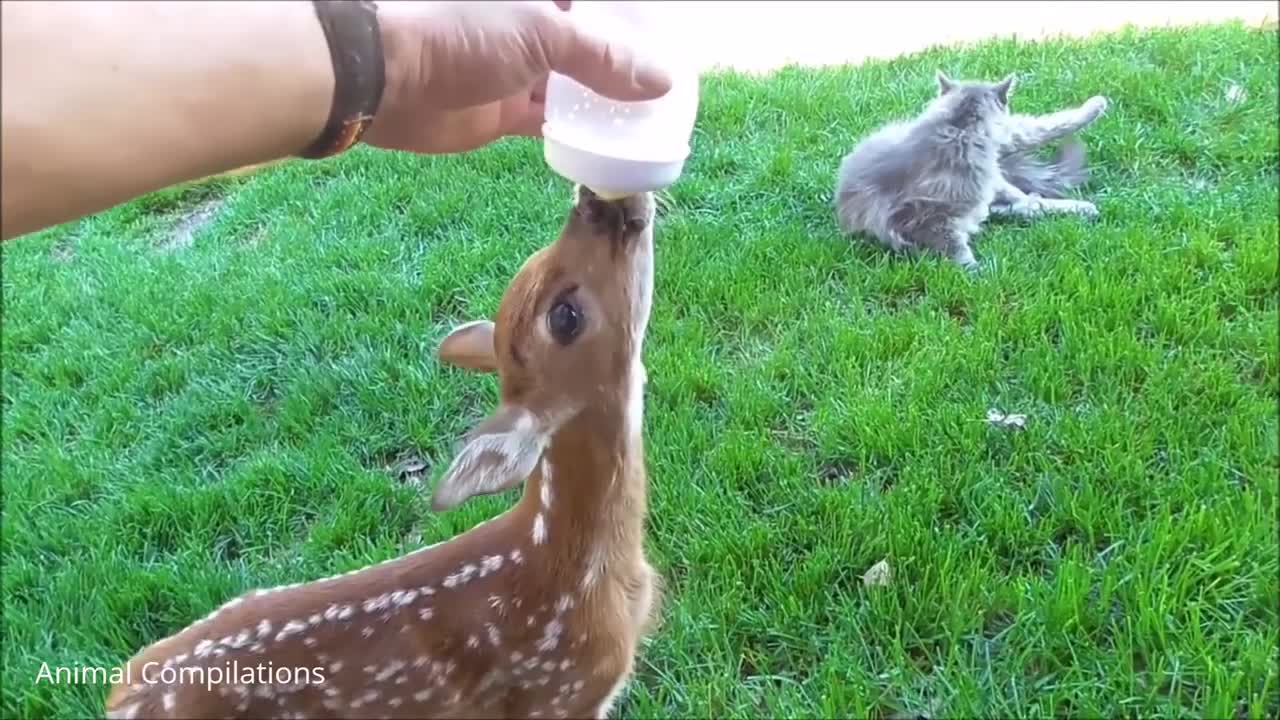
(299, 0, 385, 159)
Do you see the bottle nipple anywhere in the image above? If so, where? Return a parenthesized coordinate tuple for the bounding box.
(589, 189, 633, 200)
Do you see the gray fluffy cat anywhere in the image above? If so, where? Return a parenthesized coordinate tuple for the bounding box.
(834, 71, 1109, 268)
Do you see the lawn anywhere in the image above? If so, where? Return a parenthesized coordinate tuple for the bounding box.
(2, 20, 1277, 720)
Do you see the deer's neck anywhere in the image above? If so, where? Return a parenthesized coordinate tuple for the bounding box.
(515, 393, 648, 580)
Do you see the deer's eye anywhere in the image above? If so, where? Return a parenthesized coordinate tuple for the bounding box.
(547, 300, 583, 345)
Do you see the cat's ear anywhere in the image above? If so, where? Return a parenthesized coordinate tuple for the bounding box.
(936, 70, 956, 95)
(994, 73, 1017, 105)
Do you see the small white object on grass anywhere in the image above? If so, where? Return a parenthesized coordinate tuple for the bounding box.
(985, 409, 1028, 430)
(862, 559, 892, 588)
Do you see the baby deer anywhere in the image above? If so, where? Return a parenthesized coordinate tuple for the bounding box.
(104, 187, 661, 719)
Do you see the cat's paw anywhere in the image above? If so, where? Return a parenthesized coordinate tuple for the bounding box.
(950, 247, 979, 271)
(1082, 96, 1109, 118)
(1074, 201, 1100, 219)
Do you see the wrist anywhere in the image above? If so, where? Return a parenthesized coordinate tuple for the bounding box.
(283, 2, 340, 157)
(356, 3, 420, 151)
(376, 9, 414, 119)
(298, 1, 387, 159)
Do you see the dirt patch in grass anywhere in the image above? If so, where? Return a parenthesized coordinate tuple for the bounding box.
(159, 198, 222, 251)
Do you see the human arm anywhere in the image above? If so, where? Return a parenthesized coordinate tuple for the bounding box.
(0, 0, 672, 241)
(0, 1, 334, 240)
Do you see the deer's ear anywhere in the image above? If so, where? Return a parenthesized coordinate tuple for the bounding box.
(438, 320, 497, 373)
(431, 405, 548, 511)
(994, 73, 1017, 105)
(936, 70, 956, 95)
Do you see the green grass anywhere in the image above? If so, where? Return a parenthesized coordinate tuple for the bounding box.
(3, 21, 1277, 719)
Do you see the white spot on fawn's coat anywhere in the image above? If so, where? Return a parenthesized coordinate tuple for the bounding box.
(443, 564, 477, 588)
(276, 617, 308, 638)
(363, 593, 393, 613)
(480, 554, 503, 577)
(540, 460, 553, 508)
(536, 618, 563, 652)
(375, 660, 406, 682)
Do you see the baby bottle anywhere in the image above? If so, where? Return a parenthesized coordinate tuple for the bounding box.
(541, 1, 700, 198)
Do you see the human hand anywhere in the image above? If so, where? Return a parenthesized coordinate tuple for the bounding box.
(363, 0, 673, 155)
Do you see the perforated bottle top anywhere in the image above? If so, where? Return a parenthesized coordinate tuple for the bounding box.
(542, 1, 700, 195)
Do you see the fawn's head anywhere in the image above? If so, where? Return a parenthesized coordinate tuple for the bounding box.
(429, 187, 656, 511)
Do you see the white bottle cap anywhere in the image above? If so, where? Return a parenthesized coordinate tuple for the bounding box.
(542, 2, 699, 196)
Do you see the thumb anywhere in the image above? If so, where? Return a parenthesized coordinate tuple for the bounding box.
(540, 11, 673, 102)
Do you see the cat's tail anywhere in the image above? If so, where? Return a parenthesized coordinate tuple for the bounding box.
(1000, 137, 1088, 199)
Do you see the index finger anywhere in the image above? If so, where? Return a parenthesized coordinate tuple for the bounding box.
(542, 11, 673, 102)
